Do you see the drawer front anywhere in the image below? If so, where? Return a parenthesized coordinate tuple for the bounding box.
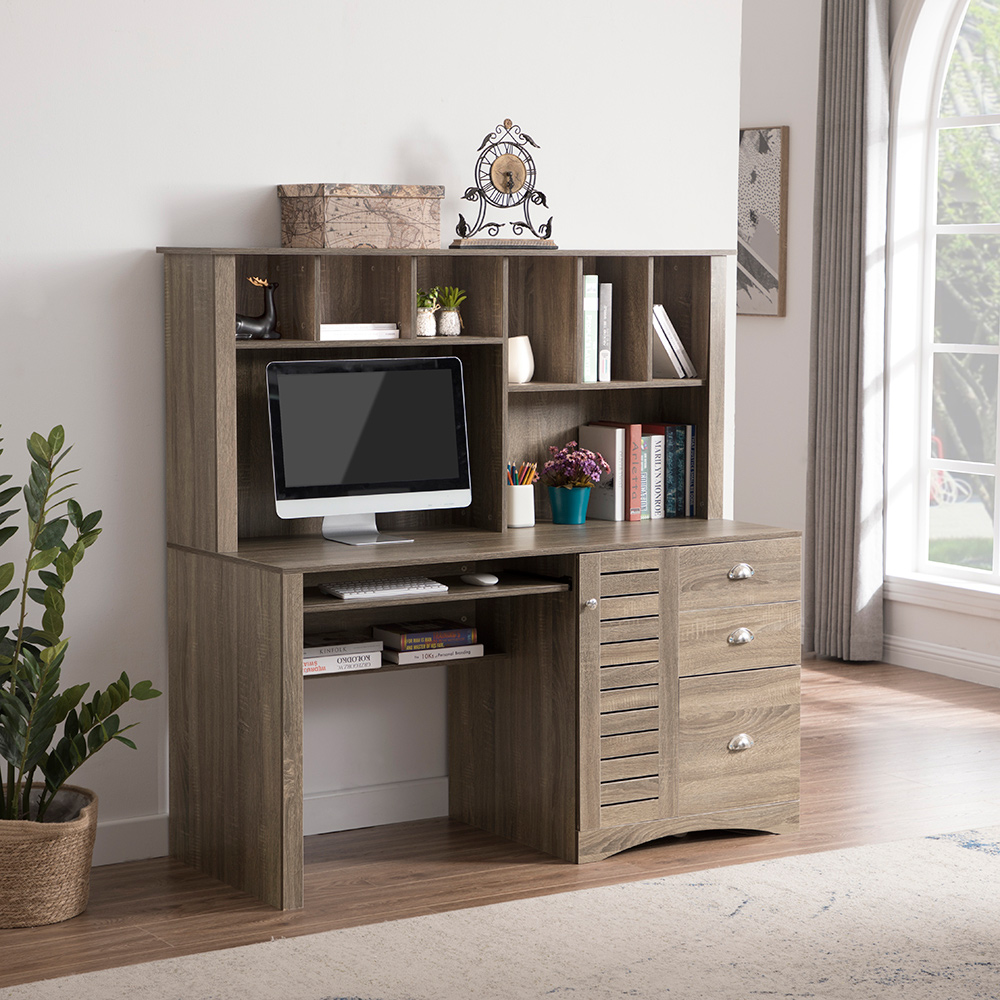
(678, 602, 801, 676)
(677, 665, 800, 816)
(678, 537, 801, 611)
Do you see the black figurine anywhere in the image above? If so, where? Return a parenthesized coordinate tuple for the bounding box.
(236, 276, 280, 340)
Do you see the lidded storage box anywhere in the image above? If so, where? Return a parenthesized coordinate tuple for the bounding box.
(278, 183, 444, 249)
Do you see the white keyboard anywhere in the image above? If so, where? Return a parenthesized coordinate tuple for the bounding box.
(319, 576, 449, 600)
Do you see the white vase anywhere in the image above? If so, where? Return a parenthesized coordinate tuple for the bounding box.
(437, 308, 461, 336)
(508, 336, 535, 384)
(416, 307, 437, 337)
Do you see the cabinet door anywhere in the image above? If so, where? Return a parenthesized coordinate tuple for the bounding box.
(578, 548, 676, 832)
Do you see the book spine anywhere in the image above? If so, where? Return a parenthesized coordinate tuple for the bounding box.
(686, 424, 696, 516)
(372, 625, 478, 650)
(302, 649, 381, 675)
(624, 423, 642, 520)
(667, 425, 684, 517)
(583, 275, 599, 383)
(598, 282, 612, 382)
(650, 434, 665, 519)
(384, 643, 485, 665)
(640, 435, 650, 519)
(302, 639, 383, 657)
(652, 308, 684, 378)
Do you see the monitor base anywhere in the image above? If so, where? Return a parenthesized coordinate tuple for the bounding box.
(321, 513, 414, 546)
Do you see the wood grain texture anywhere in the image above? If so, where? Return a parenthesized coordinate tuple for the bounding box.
(677, 602, 802, 675)
(10, 663, 1000, 990)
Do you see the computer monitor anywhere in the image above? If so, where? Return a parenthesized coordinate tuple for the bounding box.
(265, 356, 472, 545)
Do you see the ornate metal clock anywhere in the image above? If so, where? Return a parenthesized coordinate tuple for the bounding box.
(452, 119, 556, 248)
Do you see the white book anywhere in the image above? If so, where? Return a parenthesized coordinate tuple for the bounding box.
(648, 432, 665, 519)
(303, 632, 383, 657)
(303, 648, 381, 675)
(578, 422, 625, 521)
(383, 643, 484, 665)
(652, 305, 696, 377)
(319, 323, 400, 341)
(582, 275, 599, 383)
(652, 312, 686, 378)
(598, 282, 613, 382)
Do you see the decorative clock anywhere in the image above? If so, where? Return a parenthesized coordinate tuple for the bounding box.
(452, 119, 556, 248)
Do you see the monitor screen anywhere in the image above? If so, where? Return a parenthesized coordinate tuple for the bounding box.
(265, 357, 471, 543)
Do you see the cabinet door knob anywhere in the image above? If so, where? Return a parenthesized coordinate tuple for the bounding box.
(728, 733, 755, 752)
(585, 598, 599, 611)
(728, 562, 755, 581)
(727, 626, 754, 645)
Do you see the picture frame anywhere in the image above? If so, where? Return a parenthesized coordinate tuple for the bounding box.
(737, 126, 789, 317)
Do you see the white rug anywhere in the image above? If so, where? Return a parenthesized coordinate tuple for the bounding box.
(5, 828, 999, 999)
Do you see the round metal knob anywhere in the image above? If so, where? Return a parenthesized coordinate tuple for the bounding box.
(727, 627, 754, 645)
(585, 598, 599, 610)
(728, 563, 755, 581)
(728, 733, 755, 752)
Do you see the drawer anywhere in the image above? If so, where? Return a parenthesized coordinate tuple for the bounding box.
(677, 665, 800, 816)
(678, 602, 801, 676)
(678, 537, 801, 611)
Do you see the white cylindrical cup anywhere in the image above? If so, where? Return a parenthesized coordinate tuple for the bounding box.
(508, 336, 535, 384)
(506, 483, 535, 528)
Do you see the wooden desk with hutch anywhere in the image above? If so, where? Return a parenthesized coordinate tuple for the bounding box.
(161, 246, 802, 910)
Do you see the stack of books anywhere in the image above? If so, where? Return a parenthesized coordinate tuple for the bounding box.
(579, 421, 696, 522)
(372, 618, 484, 664)
(582, 276, 613, 383)
(302, 631, 383, 675)
(319, 322, 400, 341)
(652, 304, 696, 378)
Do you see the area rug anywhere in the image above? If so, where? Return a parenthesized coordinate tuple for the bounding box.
(4, 828, 999, 999)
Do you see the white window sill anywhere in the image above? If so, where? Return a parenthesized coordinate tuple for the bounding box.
(884, 572, 1000, 619)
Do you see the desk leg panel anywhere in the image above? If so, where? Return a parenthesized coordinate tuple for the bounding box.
(168, 548, 303, 909)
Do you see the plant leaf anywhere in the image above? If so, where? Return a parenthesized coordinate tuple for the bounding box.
(28, 548, 59, 571)
(27, 587, 46, 605)
(35, 519, 68, 550)
(37, 570, 61, 589)
(81, 510, 102, 533)
(27, 432, 52, 464)
(0, 486, 19, 506)
(0, 525, 17, 547)
(47, 426, 65, 454)
(66, 499, 82, 529)
(0, 589, 18, 615)
(0, 562, 14, 591)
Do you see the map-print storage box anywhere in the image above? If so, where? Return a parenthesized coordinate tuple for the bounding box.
(278, 184, 445, 249)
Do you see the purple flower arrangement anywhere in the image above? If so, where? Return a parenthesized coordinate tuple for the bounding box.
(538, 440, 611, 488)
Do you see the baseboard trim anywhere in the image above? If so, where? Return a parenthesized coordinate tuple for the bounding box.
(92, 812, 169, 867)
(303, 777, 449, 836)
(883, 634, 1000, 689)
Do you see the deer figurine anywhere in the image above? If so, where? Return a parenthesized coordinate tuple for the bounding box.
(236, 276, 280, 340)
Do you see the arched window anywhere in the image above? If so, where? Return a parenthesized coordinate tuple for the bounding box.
(886, 0, 1000, 590)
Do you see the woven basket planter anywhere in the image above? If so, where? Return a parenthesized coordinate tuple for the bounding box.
(0, 785, 98, 928)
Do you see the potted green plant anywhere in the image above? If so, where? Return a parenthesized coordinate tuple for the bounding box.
(0, 426, 161, 927)
(538, 440, 610, 524)
(416, 286, 440, 337)
(436, 286, 467, 336)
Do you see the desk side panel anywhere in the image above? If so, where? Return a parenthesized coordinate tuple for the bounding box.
(168, 548, 303, 909)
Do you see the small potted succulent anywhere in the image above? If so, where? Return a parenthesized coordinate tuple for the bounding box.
(436, 286, 467, 337)
(538, 440, 610, 524)
(0, 426, 161, 927)
(416, 287, 440, 337)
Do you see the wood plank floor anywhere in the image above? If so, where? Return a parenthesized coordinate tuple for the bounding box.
(4, 660, 1000, 988)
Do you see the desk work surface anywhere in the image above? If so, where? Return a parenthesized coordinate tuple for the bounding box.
(222, 519, 800, 575)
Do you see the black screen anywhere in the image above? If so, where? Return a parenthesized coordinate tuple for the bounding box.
(267, 359, 469, 499)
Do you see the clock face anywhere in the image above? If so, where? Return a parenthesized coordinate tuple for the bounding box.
(478, 141, 536, 208)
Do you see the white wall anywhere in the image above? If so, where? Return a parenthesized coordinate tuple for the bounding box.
(2, 0, 744, 863)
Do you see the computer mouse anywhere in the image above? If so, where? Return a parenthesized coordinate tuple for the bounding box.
(460, 572, 499, 587)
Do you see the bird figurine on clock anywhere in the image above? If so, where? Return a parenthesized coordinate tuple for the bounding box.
(452, 119, 556, 249)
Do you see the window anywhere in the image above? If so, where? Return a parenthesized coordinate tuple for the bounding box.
(887, 0, 1000, 590)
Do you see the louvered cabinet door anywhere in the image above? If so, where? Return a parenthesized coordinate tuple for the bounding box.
(578, 549, 676, 834)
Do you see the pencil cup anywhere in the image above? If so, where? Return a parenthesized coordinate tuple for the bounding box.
(506, 484, 535, 528)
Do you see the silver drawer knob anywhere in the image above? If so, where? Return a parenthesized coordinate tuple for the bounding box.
(728, 627, 754, 645)
(728, 563, 755, 581)
(585, 598, 599, 610)
(728, 733, 755, 752)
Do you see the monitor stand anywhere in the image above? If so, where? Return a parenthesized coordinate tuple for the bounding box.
(321, 513, 415, 546)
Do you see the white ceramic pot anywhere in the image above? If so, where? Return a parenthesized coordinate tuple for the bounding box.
(437, 308, 461, 337)
(508, 336, 535, 384)
(416, 308, 437, 337)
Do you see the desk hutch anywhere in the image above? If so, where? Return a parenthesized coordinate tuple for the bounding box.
(160, 246, 801, 910)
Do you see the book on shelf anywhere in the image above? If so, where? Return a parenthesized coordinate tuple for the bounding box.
(319, 323, 400, 341)
(371, 619, 478, 651)
(383, 643, 485, 665)
(685, 423, 697, 516)
(303, 630, 384, 657)
(578, 422, 625, 521)
(582, 274, 599, 383)
(303, 649, 382, 675)
(640, 434, 650, 519)
(641, 423, 667, 520)
(652, 305, 696, 378)
(598, 282, 613, 382)
(592, 421, 642, 520)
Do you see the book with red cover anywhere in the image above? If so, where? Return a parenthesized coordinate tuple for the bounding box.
(371, 619, 478, 651)
(591, 421, 642, 520)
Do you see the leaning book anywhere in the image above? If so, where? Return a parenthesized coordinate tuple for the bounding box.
(372, 619, 478, 651)
(383, 643, 485, 665)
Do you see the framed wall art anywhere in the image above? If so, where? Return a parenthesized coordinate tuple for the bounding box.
(737, 126, 789, 316)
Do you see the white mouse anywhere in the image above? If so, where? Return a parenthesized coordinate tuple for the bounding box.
(461, 572, 499, 587)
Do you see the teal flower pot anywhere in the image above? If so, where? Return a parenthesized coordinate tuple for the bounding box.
(548, 486, 591, 524)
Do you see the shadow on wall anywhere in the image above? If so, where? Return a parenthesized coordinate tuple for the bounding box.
(159, 186, 281, 247)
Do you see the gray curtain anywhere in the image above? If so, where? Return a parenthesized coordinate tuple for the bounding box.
(805, 0, 890, 661)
